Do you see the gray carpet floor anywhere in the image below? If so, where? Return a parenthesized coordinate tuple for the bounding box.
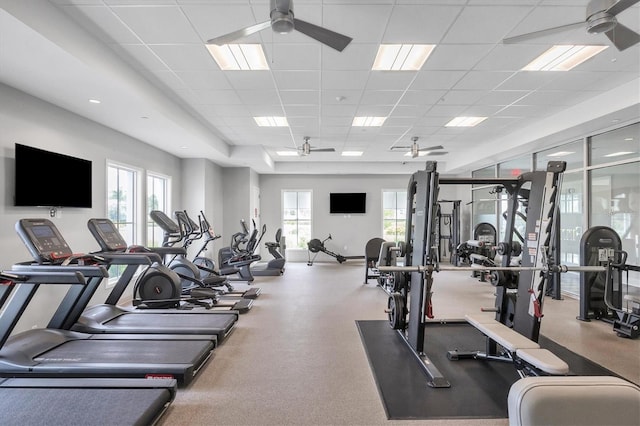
(158, 261, 640, 425)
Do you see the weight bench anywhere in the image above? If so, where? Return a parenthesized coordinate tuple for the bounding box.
(458, 314, 569, 376)
(508, 376, 640, 426)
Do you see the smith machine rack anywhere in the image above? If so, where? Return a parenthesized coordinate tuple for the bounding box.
(379, 161, 615, 388)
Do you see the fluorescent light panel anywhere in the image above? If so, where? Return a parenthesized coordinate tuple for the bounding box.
(254, 116, 288, 127)
(352, 116, 387, 127)
(522, 45, 608, 71)
(546, 151, 575, 157)
(341, 151, 363, 157)
(604, 151, 634, 157)
(207, 44, 269, 70)
(445, 116, 487, 127)
(372, 44, 436, 71)
(276, 151, 299, 156)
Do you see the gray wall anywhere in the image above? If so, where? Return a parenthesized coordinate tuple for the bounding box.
(0, 83, 183, 332)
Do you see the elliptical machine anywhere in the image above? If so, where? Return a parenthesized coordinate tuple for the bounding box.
(217, 219, 264, 282)
(149, 210, 255, 312)
(251, 228, 286, 276)
(174, 210, 261, 298)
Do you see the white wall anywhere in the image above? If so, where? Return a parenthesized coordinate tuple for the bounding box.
(0, 83, 183, 332)
(180, 158, 225, 261)
(259, 172, 465, 262)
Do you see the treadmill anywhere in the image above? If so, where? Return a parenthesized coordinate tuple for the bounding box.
(2, 248, 214, 386)
(14, 218, 238, 343)
(0, 272, 177, 425)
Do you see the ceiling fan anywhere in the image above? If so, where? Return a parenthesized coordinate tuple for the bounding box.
(286, 137, 336, 156)
(503, 0, 640, 51)
(206, 0, 352, 52)
(391, 137, 447, 159)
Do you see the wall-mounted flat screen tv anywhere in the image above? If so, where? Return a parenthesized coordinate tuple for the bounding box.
(14, 143, 92, 208)
(330, 192, 366, 214)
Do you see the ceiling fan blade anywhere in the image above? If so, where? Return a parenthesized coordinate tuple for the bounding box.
(418, 145, 444, 151)
(503, 21, 585, 44)
(425, 151, 448, 156)
(390, 146, 411, 150)
(310, 148, 336, 152)
(293, 18, 352, 52)
(206, 21, 271, 45)
(606, 0, 640, 16)
(605, 23, 640, 50)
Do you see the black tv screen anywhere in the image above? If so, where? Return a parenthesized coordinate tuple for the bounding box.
(14, 143, 92, 208)
(330, 193, 366, 214)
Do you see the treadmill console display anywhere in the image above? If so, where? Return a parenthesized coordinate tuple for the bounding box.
(87, 218, 128, 252)
(15, 218, 73, 263)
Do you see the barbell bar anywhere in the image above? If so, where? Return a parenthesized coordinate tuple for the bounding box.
(378, 264, 608, 274)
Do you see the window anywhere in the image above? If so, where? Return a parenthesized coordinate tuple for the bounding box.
(282, 190, 311, 249)
(107, 163, 138, 283)
(107, 163, 138, 244)
(147, 173, 170, 247)
(382, 190, 407, 242)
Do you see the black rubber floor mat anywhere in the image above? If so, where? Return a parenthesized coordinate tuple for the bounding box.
(356, 320, 618, 420)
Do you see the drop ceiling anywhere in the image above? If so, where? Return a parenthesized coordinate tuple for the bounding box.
(0, 0, 638, 174)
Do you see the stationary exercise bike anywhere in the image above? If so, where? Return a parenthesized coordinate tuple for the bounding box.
(307, 234, 347, 265)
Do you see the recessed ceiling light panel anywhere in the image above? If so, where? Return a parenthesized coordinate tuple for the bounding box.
(341, 151, 363, 157)
(445, 116, 487, 127)
(207, 44, 269, 70)
(372, 44, 435, 71)
(522, 45, 608, 71)
(352, 116, 387, 127)
(254, 116, 289, 127)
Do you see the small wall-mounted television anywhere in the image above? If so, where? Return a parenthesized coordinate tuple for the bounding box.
(330, 192, 366, 214)
(14, 143, 92, 208)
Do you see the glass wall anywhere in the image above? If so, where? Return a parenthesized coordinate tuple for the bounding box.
(470, 121, 639, 300)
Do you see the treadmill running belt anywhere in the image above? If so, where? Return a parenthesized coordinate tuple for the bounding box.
(103, 312, 234, 330)
(0, 388, 170, 426)
(34, 339, 208, 363)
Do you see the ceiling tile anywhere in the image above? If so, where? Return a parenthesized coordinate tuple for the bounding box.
(274, 70, 321, 90)
(148, 44, 218, 70)
(111, 5, 201, 43)
(473, 44, 549, 71)
(365, 72, 418, 90)
(410, 71, 466, 90)
(194, 89, 243, 105)
(322, 4, 393, 44)
(181, 4, 259, 43)
(360, 90, 404, 105)
(423, 44, 494, 71)
(224, 71, 275, 91)
(439, 90, 487, 105)
(476, 90, 529, 105)
(322, 44, 379, 71)
(382, 4, 462, 43)
(322, 70, 370, 90)
(453, 71, 513, 90)
(175, 70, 232, 90)
(495, 71, 559, 90)
(442, 5, 533, 44)
(321, 104, 358, 117)
(321, 90, 363, 105)
(280, 90, 320, 105)
(237, 89, 280, 105)
(399, 90, 447, 105)
(264, 43, 321, 71)
(285, 105, 321, 117)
